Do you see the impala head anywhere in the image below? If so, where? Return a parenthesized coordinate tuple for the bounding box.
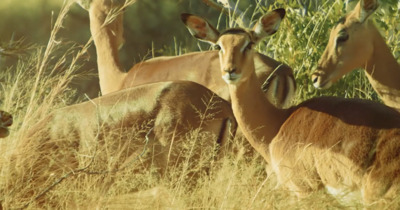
(76, 0, 127, 10)
(181, 9, 285, 85)
(312, 0, 378, 89)
(77, 0, 126, 49)
(76, 0, 91, 10)
(0, 110, 12, 138)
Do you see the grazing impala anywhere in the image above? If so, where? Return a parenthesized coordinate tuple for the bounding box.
(77, 0, 295, 108)
(312, 0, 400, 111)
(6, 81, 236, 207)
(0, 110, 12, 138)
(183, 8, 400, 207)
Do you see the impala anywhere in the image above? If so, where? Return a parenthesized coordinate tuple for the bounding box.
(78, 0, 295, 108)
(183, 8, 400, 207)
(312, 0, 400, 111)
(0, 110, 12, 138)
(6, 81, 236, 207)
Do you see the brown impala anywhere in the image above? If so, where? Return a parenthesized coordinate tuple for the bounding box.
(77, 0, 295, 108)
(6, 81, 236, 207)
(183, 7, 400, 207)
(312, 0, 400, 111)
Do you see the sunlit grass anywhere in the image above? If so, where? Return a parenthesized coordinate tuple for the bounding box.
(0, 0, 399, 209)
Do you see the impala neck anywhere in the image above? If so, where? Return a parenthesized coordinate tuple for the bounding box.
(364, 24, 400, 109)
(89, 1, 126, 95)
(228, 57, 288, 163)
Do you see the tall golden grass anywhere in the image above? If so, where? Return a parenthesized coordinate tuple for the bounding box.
(0, 0, 399, 209)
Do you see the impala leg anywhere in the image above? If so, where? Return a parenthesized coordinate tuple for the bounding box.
(362, 168, 400, 208)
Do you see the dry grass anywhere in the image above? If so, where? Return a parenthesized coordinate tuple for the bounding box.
(1, 0, 399, 209)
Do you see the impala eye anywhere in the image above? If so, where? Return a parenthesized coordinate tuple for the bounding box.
(244, 42, 254, 51)
(336, 30, 349, 44)
(214, 45, 221, 50)
(336, 34, 349, 43)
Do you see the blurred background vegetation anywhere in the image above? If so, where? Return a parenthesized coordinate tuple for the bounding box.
(0, 0, 399, 100)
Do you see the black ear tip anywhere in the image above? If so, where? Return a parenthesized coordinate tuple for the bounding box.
(181, 13, 191, 23)
(275, 8, 286, 19)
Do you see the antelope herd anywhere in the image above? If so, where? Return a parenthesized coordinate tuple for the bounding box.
(3, 0, 400, 208)
(183, 6, 400, 207)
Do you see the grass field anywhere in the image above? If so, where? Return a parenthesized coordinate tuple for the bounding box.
(0, 0, 399, 209)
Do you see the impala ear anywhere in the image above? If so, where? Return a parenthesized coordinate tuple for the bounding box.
(181, 13, 220, 44)
(354, 0, 378, 23)
(252, 8, 285, 42)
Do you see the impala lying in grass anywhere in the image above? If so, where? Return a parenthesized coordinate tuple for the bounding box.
(312, 0, 400, 111)
(0, 110, 12, 138)
(183, 7, 400, 208)
(5, 81, 236, 208)
(77, 0, 295, 108)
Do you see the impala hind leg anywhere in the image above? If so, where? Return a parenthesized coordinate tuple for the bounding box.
(361, 135, 400, 209)
(362, 169, 400, 208)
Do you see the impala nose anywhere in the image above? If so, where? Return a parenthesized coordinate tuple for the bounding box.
(224, 67, 237, 74)
(222, 67, 240, 83)
(311, 71, 332, 89)
(224, 67, 237, 79)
